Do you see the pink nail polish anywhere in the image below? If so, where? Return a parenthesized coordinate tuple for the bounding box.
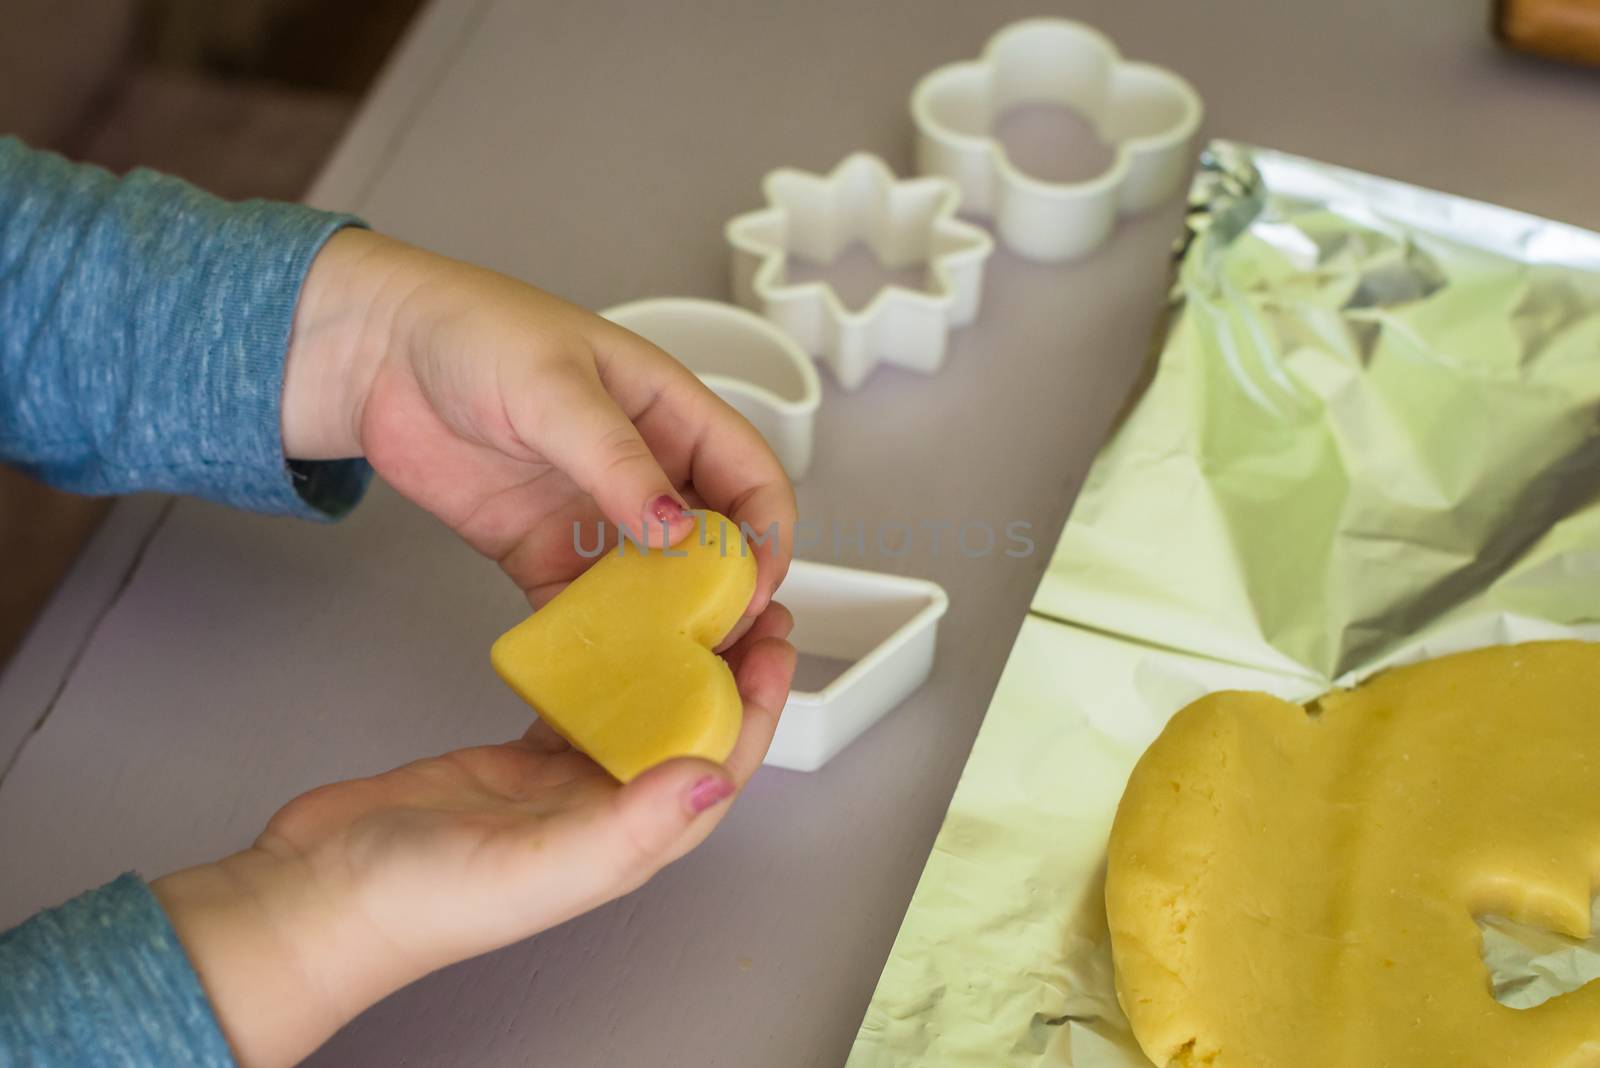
(650, 494, 685, 525)
(687, 776, 735, 815)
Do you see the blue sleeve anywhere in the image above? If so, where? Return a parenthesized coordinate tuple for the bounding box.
(0, 136, 372, 519)
(0, 874, 235, 1066)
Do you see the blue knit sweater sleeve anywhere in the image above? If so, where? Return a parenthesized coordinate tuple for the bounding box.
(0, 137, 379, 1063)
(0, 875, 235, 1065)
(0, 136, 372, 518)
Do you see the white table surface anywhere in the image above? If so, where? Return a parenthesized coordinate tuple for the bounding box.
(2, 2, 1599, 1065)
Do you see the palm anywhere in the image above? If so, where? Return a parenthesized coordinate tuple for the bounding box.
(259, 736, 629, 964)
(252, 609, 796, 973)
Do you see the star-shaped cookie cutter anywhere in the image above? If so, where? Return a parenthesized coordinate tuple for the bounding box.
(912, 18, 1203, 262)
(725, 152, 994, 391)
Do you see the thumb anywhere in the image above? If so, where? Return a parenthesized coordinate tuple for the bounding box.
(608, 758, 736, 887)
(522, 364, 692, 547)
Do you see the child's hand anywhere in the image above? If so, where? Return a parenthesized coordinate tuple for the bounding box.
(153, 607, 795, 1068)
(209, 228, 801, 1065)
(281, 227, 797, 626)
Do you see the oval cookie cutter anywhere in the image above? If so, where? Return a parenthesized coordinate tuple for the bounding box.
(912, 18, 1203, 262)
(764, 560, 949, 772)
(725, 152, 994, 392)
(602, 297, 821, 480)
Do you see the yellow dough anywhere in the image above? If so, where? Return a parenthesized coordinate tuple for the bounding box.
(1106, 641, 1600, 1067)
(491, 511, 754, 783)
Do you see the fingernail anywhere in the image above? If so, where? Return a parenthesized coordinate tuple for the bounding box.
(650, 494, 686, 526)
(687, 776, 735, 815)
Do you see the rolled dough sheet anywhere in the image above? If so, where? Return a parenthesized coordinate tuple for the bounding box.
(1105, 640, 1600, 1067)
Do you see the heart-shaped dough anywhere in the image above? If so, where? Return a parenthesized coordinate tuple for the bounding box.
(1106, 640, 1600, 1067)
(491, 511, 755, 782)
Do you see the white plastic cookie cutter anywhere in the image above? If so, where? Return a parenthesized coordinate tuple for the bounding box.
(763, 560, 948, 772)
(602, 298, 821, 479)
(912, 18, 1203, 262)
(725, 152, 994, 392)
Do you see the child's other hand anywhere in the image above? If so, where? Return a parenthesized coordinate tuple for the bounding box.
(282, 228, 797, 627)
(154, 606, 794, 1068)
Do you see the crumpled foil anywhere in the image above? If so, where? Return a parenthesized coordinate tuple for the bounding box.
(845, 141, 1600, 1068)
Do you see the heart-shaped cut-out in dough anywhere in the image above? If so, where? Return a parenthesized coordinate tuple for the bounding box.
(491, 511, 755, 782)
(1106, 640, 1600, 1067)
(1480, 897, 1600, 1010)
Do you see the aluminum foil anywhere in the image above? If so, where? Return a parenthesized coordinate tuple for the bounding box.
(845, 141, 1600, 1068)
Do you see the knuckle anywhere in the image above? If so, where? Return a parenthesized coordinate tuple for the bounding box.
(613, 808, 668, 887)
(595, 424, 653, 475)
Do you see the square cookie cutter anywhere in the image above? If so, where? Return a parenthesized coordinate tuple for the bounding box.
(602, 297, 822, 479)
(912, 17, 1202, 261)
(726, 152, 994, 392)
(764, 560, 949, 772)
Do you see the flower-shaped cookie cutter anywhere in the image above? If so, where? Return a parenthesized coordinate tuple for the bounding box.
(602, 298, 821, 479)
(725, 152, 994, 391)
(912, 18, 1203, 262)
